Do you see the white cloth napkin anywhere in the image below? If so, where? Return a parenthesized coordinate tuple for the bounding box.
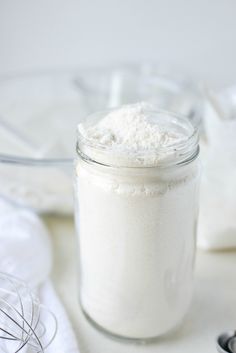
(0, 198, 80, 353)
(40, 281, 79, 353)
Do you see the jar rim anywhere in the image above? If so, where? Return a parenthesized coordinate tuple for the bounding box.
(77, 105, 199, 168)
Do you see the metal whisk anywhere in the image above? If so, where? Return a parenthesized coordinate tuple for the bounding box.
(0, 272, 57, 352)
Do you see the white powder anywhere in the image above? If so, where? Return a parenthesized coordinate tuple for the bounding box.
(76, 103, 200, 339)
(79, 103, 187, 151)
(197, 98, 236, 250)
(78, 103, 192, 167)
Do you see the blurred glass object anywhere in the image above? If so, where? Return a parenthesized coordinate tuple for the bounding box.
(107, 64, 203, 128)
(0, 65, 203, 214)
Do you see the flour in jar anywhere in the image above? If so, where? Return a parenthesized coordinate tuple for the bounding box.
(76, 103, 200, 339)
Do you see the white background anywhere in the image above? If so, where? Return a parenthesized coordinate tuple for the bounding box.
(0, 0, 236, 88)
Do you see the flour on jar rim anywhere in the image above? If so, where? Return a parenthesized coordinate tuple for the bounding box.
(78, 103, 192, 167)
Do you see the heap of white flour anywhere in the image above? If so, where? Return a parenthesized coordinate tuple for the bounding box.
(78, 103, 191, 166)
(76, 103, 199, 338)
(79, 103, 187, 151)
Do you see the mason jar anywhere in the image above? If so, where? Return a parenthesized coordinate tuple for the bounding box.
(75, 106, 200, 341)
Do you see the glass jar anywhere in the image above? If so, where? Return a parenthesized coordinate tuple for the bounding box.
(75, 107, 200, 341)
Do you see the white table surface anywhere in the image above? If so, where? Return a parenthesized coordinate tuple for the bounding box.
(44, 215, 236, 353)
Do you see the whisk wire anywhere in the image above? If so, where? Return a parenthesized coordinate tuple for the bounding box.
(0, 273, 57, 352)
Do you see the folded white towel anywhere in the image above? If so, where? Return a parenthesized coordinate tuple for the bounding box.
(40, 281, 79, 353)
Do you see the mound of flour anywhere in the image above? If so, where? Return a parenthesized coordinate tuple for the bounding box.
(78, 103, 190, 166)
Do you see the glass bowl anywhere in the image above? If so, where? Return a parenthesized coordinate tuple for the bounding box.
(0, 65, 203, 214)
